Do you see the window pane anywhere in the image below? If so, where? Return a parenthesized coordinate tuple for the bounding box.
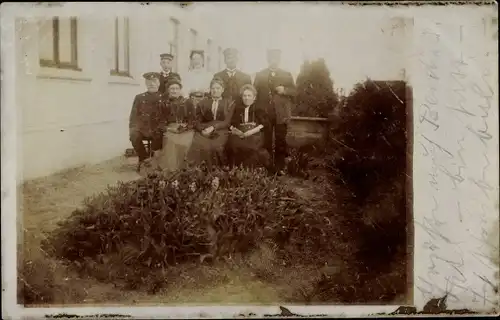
(190, 29, 197, 49)
(218, 47, 222, 69)
(111, 18, 118, 71)
(167, 19, 175, 42)
(118, 18, 128, 72)
(39, 18, 54, 61)
(124, 18, 130, 72)
(492, 17, 498, 40)
(206, 40, 212, 71)
(170, 44, 178, 71)
(173, 20, 179, 42)
(58, 18, 73, 63)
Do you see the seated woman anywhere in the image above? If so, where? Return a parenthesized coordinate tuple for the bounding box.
(186, 77, 234, 167)
(157, 79, 196, 172)
(228, 84, 271, 169)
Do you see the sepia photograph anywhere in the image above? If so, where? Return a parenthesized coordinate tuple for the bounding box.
(3, 2, 494, 313)
(14, 2, 411, 307)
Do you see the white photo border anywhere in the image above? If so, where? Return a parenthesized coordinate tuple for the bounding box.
(1, 2, 498, 319)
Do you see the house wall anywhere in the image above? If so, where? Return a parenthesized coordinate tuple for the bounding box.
(16, 8, 226, 181)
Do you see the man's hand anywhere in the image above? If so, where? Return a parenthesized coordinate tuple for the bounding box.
(275, 86, 285, 95)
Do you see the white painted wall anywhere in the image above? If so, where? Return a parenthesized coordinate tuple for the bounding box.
(16, 5, 226, 180)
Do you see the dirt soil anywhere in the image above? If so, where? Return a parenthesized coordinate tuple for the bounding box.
(19, 156, 336, 307)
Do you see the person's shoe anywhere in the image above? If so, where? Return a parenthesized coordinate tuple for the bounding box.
(277, 170, 286, 176)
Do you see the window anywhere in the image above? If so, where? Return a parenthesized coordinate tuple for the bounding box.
(110, 17, 130, 77)
(491, 17, 498, 40)
(168, 18, 180, 71)
(206, 39, 213, 71)
(190, 28, 198, 50)
(39, 17, 79, 70)
(168, 19, 179, 71)
(218, 46, 223, 70)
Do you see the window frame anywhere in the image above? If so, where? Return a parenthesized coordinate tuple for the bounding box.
(190, 28, 198, 50)
(110, 17, 131, 78)
(490, 17, 498, 40)
(168, 18, 180, 72)
(206, 38, 213, 71)
(218, 46, 223, 70)
(39, 17, 80, 71)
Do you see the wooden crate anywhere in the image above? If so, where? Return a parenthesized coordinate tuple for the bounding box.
(286, 116, 330, 148)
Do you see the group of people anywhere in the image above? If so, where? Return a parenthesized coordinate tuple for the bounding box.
(129, 47, 296, 175)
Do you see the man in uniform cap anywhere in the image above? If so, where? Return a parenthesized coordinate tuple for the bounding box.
(253, 48, 296, 175)
(212, 48, 251, 103)
(159, 53, 182, 95)
(129, 72, 169, 172)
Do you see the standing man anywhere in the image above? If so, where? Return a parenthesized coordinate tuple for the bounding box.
(129, 72, 169, 172)
(159, 53, 181, 95)
(213, 48, 251, 103)
(253, 49, 296, 175)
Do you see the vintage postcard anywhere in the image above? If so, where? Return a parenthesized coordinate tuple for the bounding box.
(1, 1, 498, 319)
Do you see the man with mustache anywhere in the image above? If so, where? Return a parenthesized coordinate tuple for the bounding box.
(213, 48, 251, 103)
(129, 72, 169, 172)
(253, 49, 296, 175)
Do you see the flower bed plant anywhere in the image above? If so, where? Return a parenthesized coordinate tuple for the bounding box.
(42, 164, 343, 292)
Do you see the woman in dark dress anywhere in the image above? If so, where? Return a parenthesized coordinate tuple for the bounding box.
(186, 77, 234, 167)
(228, 84, 271, 169)
(157, 79, 196, 171)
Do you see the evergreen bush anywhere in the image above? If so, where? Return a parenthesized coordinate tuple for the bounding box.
(309, 79, 410, 303)
(294, 58, 339, 118)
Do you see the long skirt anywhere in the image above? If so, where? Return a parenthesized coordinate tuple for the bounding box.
(227, 131, 271, 169)
(157, 125, 195, 172)
(186, 123, 229, 168)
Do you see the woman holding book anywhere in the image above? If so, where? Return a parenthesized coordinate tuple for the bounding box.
(157, 79, 196, 171)
(186, 77, 234, 167)
(227, 84, 271, 169)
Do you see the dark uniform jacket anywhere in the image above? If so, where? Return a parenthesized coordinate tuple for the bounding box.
(194, 97, 235, 132)
(213, 69, 252, 103)
(166, 96, 197, 127)
(159, 71, 182, 95)
(129, 91, 168, 137)
(253, 68, 296, 124)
